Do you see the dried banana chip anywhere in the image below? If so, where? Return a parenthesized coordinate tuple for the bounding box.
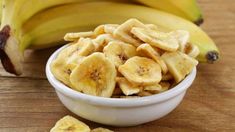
(116, 77, 140, 96)
(103, 41, 137, 68)
(161, 51, 198, 83)
(91, 127, 113, 132)
(131, 27, 179, 51)
(93, 34, 120, 51)
(118, 56, 162, 85)
(184, 43, 200, 58)
(169, 30, 190, 52)
(50, 115, 90, 132)
(94, 25, 105, 36)
(64, 31, 94, 42)
(70, 53, 117, 97)
(114, 18, 147, 47)
(104, 24, 119, 35)
(144, 83, 164, 94)
(137, 44, 168, 74)
(51, 39, 95, 86)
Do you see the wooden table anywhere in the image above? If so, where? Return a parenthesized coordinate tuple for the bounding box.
(0, 0, 234, 131)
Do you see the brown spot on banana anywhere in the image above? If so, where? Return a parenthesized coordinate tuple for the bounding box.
(0, 25, 22, 75)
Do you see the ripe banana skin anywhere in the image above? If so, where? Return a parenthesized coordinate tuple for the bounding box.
(135, 0, 204, 25)
(0, 1, 219, 75)
(23, 2, 219, 60)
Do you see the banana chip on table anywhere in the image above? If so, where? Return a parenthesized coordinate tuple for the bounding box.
(118, 56, 162, 85)
(161, 51, 198, 83)
(70, 53, 117, 97)
(91, 127, 114, 132)
(51, 39, 95, 86)
(103, 41, 137, 68)
(114, 18, 147, 47)
(116, 77, 140, 96)
(137, 44, 168, 74)
(50, 116, 90, 132)
(131, 27, 179, 51)
(64, 31, 95, 42)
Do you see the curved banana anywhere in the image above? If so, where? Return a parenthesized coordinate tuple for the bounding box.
(135, 0, 203, 25)
(22, 2, 219, 62)
(0, 1, 219, 75)
(0, 0, 90, 75)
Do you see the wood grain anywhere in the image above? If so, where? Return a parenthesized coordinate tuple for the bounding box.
(0, 0, 235, 131)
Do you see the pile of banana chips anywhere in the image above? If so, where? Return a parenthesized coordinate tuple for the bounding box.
(51, 19, 198, 98)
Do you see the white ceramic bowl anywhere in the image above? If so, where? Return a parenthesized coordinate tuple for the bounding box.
(46, 45, 197, 127)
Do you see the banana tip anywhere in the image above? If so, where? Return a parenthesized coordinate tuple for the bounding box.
(206, 51, 219, 63)
(194, 17, 204, 26)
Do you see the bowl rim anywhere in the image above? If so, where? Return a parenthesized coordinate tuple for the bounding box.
(46, 45, 197, 107)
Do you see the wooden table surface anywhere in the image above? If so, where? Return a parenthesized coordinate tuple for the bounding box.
(0, 0, 235, 131)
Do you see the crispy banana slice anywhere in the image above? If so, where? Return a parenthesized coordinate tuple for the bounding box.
(104, 24, 119, 35)
(116, 77, 140, 96)
(144, 83, 167, 94)
(66, 55, 85, 72)
(114, 18, 147, 47)
(103, 41, 137, 68)
(170, 30, 190, 52)
(50, 115, 90, 132)
(91, 127, 114, 132)
(51, 39, 95, 86)
(92, 34, 120, 51)
(131, 27, 179, 51)
(118, 56, 162, 85)
(94, 25, 105, 36)
(64, 31, 94, 42)
(161, 51, 198, 83)
(184, 43, 200, 58)
(137, 44, 168, 74)
(70, 53, 117, 97)
(162, 72, 174, 81)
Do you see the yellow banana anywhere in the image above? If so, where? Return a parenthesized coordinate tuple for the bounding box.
(0, 1, 219, 75)
(135, 0, 203, 25)
(23, 2, 218, 61)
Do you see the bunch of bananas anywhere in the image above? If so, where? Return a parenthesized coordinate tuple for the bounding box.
(0, 0, 219, 75)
